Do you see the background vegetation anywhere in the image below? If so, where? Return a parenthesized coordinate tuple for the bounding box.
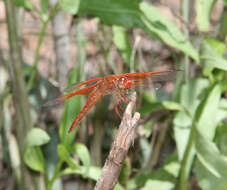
(0, 0, 227, 189)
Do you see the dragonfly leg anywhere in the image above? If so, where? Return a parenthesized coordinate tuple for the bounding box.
(112, 79, 130, 103)
(118, 102, 124, 111)
(122, 96, 130, 103)
(114, 104, 122, 119)
(118, 90, 130, 103)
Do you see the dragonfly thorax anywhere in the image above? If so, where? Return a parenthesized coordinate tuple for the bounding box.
(117, 77, 132, 90)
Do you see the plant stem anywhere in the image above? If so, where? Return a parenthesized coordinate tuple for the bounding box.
(181, 0, 191, 83)
(27, 3, 60, 91)
(148, 118, 171, 169)
(47, 161, 63, 190)
(176, 122, 196, 190)
(4, 0, 45, 189)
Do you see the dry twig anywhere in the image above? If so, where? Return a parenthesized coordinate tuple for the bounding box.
(94, 92, 140, 190)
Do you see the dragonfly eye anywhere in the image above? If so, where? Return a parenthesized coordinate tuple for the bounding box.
(118, 77, 132, 89)
(118, 77, 126, 89)
(124, 79, 132, 89)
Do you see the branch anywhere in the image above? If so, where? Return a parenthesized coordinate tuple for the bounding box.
(94, 92, 140, 190)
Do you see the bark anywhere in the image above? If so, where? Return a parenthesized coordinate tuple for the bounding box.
(4, 0, 45, 189)
(94, 92, 140, 190)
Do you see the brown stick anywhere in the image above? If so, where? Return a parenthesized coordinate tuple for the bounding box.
(94, 92, 140, 190)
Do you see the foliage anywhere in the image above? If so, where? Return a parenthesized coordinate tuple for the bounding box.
(1, 0, 227, 189)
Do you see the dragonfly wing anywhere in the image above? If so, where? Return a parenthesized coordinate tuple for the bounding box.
(118, 69, 182, 81)
(140, 70, 181, 82)
(129, 72, 177, 86)
(127, 70, 182, 90)
(64, 77, 103, 93)
(43, 83, 98, 107)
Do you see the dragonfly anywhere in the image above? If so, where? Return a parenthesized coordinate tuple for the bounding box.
(45, 69, 181, 133)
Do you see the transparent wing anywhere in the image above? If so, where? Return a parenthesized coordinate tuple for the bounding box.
(128, 70, 181, 87)
(117, 69, 182, 81)
(124, 70, 182, 95)
(64, 77, 103, 93)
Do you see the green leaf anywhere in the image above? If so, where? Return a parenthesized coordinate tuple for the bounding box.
(140, 101, 187, 115)
(24, 147, 45, 172)
(140, 2, 199, 62)
(60, 166, 124, 190)
(128, 159, 177, 189)
(164, 161, 180, 178)
(224, 0, 227, 6)
(196, 0, 217, 31)
(59, 0, 80, 14)
(25, 128, 50, 147)
(173, 78, 210, 179)
(23, 128, 50, 173)
(195, 159, 227, 190)
(114, 184, 125, 190)
(162, 101, 186, 112)
(73, 143, 90, 166)
(119, 158, 131, 184)
(195, 84, 221, 140)
(41, 0, 49, 20)
(73, 143, 90, 177)
(174, 78, 209, 160)
(220, 98, 227, 110)
(75, 0, 199, 61)
(200, 39, 227, 71)
(205, 37, 227, 55)
(143, 121, 154, 138)
(216, 123, 227, 156)
(13, 0, 33, 10)
(60, 166, 101, 180)
(113, 26, 132, 66)
(59, 67, 81, 149)
(139, 138, 152, 168)
(195, 130, 227, 178)
(220, 9, 227, 39)
(78, 0, 142, 28)
(193, 84, 225, 188)
(141, 180, 174, 190)
(58, 144, 78, 169)
(43, 130, 62, 189)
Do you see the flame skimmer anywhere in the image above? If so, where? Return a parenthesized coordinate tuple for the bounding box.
(45, 69, 181, 133)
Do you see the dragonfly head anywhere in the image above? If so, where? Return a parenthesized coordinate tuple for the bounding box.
(118, 77, 132, 90)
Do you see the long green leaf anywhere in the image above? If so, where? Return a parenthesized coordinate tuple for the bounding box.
(200, 39, 227, 71)
(195, 159, 227, 190)
(113, 26, 132, 66)
(194, 84, 221, 140)
(196, 0, 217, 31)
(59, 0, 80, 14)
(195, 130, 227, 178)
(59, 67, 81, 149)
(61, 0, 198, 61)
(140, 2, 198, 61)
(142, 180, 174, 190)
(174, 78, 209, 160)
(24, 147, 45, 173)
(58, 144, 78, 169)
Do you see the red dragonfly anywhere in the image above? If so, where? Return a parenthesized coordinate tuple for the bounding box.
(45, 69, 181, 133)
